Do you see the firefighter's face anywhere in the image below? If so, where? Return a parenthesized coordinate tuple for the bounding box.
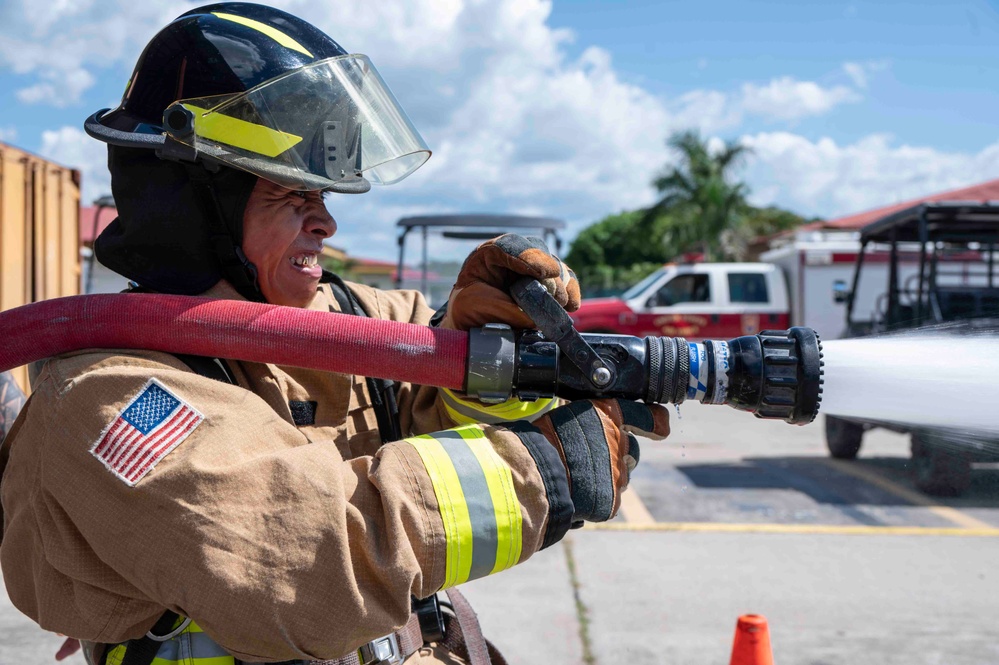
(242, 179, 337, 308)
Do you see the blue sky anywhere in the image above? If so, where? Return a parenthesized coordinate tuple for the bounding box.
(549, 0, 999, 152)
(0, 0, 997, 262)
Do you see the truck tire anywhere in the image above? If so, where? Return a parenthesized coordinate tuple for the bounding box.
(911, 432, 972, 496)
(825, 416, 864, 459)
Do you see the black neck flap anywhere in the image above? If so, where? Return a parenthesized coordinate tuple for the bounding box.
(95, 147, 261, 299)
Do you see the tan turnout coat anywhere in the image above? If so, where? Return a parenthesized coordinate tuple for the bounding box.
(0, 281, 557, 662)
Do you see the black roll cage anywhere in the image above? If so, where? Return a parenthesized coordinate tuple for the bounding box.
(845, 201, 999, 330)
(395, 214, 566, 292)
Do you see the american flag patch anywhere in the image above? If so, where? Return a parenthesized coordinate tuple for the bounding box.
(90, 378, 204, 486)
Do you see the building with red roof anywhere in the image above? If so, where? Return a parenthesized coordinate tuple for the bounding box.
(799, 178, 999, 234)
(79, 203, 118, 246)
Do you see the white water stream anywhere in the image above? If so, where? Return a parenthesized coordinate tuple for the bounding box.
(821, 333, 999, 434)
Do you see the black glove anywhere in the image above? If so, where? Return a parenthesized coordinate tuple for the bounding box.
(507, 398, 670, 525)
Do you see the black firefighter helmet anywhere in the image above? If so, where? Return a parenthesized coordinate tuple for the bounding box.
(86, 2, 430, 299)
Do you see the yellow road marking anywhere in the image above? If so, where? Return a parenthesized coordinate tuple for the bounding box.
(618, 486, 655, 525)
(588, 522, 999, 537)
(821, 458, 994, 530)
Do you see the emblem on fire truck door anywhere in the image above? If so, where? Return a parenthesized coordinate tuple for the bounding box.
(654, 314, 706, 337)
(741, 314, 760, 334)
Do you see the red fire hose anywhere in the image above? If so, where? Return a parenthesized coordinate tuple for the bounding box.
(0, 294, 468, 390)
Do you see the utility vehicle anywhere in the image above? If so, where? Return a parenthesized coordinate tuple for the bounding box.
(827, 202, 999, 495)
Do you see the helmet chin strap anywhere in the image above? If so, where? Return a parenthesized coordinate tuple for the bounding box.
(184, 163, 265, 302)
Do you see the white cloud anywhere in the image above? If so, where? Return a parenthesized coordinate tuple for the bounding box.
(842, 60, 890, 89)
(19, 0, 95, 37)
(16, 68, 96, 107)
(670, 89, 742, 134)
(0, 127, 17, 143)
(742, 132, 999, 218)
(741, 77, 861, 121)
(0, 0, 187, 105)
(842, 62, 869, 89)
(268, 1, 679, 237)
(6, 0, 972, 264)
(664, 75, 864, 134)
(39, 126, 111, 203)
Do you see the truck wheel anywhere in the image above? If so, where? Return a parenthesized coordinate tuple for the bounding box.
(825, 416, 864, 459)
(911, 432, 972, 496)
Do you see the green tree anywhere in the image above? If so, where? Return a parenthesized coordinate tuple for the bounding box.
(742, 205, 813, 237)
(565, 210, 672, 296)
(644, 130, 750, 261)
(717, 205, 814, 259)
(565, 130, 815, 297)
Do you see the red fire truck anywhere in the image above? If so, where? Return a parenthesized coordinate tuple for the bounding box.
(569, 262, 790, 340)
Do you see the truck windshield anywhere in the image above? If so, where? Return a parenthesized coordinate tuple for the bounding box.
(621, 267, 666, 301)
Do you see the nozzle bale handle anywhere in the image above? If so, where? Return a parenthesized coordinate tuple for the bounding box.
(509, 277, 613, 389)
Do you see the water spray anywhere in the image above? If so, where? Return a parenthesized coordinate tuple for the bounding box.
(822, 332, 999, 436)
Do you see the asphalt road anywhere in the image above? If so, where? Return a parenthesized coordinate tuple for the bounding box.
(3, 402, 998, 664)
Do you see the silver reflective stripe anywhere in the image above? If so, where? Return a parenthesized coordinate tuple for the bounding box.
(188, 633, 233, 659)
(146, 628, 234, 663)
(431, 430, 499, 581)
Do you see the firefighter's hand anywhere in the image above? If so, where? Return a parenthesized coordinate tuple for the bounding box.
(440, 234, 580, 331)
(508, 398, 670, 523)
(55, 636, 81, 661)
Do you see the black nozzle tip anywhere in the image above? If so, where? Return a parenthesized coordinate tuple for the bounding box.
(787, 327, 823, 424)
(743, 327, 824, 425)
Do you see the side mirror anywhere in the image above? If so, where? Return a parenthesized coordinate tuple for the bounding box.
(645, 296, 658, 308)
(833, 279, 851, 304)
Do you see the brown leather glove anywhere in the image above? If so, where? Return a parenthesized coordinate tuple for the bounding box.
(506, 398, 670, 525)
(439, 234, 581, 331)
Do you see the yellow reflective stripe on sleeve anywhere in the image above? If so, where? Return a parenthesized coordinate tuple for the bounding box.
(454, 426, 523, 574)
(408, 432, 475, 588)
(407, 425, 525, 588)
(441, 388, 555, 425)
(182, 103, 303, 158)
(212, 12, 314, 57)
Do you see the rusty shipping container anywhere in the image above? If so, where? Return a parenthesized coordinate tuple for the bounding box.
(0, 141, 82, 393)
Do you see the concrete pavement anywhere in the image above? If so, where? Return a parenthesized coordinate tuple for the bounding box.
(460, 526, 999, 665)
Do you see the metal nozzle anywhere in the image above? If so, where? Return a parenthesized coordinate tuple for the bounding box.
(503, 327, 824, 425)
(673, 328, 825, 424)
(470, 277, 825, 425)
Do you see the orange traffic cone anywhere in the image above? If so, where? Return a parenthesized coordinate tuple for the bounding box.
(729, 614, 774, 665)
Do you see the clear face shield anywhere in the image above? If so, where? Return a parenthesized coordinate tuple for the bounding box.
(164, 55, 430, 192)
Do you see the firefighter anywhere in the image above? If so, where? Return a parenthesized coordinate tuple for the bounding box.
(0, 4, 670, 664)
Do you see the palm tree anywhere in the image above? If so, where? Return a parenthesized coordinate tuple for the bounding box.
(643, 130, 751, 261)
